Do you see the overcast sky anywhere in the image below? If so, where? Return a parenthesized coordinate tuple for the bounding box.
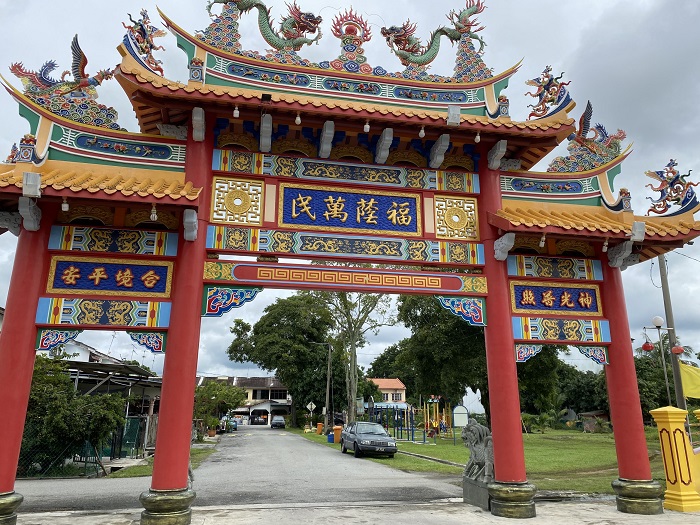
(1, 1, 699, 395)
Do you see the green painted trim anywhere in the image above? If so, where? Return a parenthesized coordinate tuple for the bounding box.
(175, 33, 196, 63)
(504, 195, 602, 207)
(18, 103, 41, 136)
(605, 164, 622, 188)
(48, 149, 184, 172)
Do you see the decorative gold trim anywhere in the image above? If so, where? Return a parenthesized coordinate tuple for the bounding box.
(271, 137, 315, 158)
(277, 182, 423, 237)
(442, 154, 475, 171)
(59, 205, 115, 226)
(329, 144, 373, 164)
(513, 236, 545, 254)
(47, 255, 174, 298)
(509, 279, 602, 316)
(386, 149, 428, 168)
(555, 239, 595, 257)
(125, 210, 179, 229)
(217, 132, 257, 152)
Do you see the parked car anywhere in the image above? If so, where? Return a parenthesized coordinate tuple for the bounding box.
(251, 417, 266, 425)
(340, 422, 397, 458)
(270, 415, 286, 429)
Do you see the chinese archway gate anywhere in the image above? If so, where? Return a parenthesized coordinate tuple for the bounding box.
(1, 2, 699, 523)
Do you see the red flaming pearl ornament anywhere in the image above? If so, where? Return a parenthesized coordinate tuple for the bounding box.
(671, 345, 684, 355)
(642, 341, 655, 352)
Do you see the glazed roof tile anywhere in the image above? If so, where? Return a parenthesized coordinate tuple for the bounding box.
(117, 56, 574, 132)
(494, 202, 700, 239)
(0, 161, 201, 201)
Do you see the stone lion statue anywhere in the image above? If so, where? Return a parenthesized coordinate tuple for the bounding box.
(461, 419, 494, 483)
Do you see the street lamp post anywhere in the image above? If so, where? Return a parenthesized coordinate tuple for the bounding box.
(650, 316, 673, 406)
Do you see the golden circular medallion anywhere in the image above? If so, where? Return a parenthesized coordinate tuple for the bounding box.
(445, 206, 468, 230)
(224, 189, 251, 214)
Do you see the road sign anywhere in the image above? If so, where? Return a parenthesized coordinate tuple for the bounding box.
(307, 402, 316, 412)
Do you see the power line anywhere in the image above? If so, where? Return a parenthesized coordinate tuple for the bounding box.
(671, 250, 700, 265)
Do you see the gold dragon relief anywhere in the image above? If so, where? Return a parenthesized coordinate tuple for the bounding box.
(541, 319, 561, 340)
(273, 156, 297, 177)
(270, 231, 294, 252)
(562, 320, 582, 340)
(226, 228, 250, 250)
(448, 243, 468, 263)
(359, 240, 401, 256)
(534, 257, 554, 277)
(407, 240, 429, 260)
(116, 230, 142, 254)
(229, 152, 254, 173)
(77, 300, 104, 325)
(445, 172, 466, 192)
(87, 228, 113, 252)
(556, 258, 576, 279)
(406, 170, 426, 188)
(107, 302, 134, 326)
(301, 237, 343, 253)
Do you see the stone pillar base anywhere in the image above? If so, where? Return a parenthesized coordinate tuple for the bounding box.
(487, 481, 536, 519)
(140, 488, 196, 525)
(612, 478, 663, 515)
(0, 492, 23, 525)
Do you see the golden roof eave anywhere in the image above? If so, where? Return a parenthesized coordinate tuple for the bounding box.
(0, 160, 201, 203)
(115, 51, 575, 137)
(490, 200, 700, 261)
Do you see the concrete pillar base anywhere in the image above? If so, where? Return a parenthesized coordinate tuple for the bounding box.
(612, 478, 663, 515)
(140, 488, 196, 525)
(0, 492, 23, 525)
(487, 481, 536, 519)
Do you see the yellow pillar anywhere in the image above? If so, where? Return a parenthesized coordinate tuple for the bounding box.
(649, 406, 700, 512)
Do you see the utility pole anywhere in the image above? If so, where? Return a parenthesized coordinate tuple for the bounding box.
(324, 343, 332, 433)
(657, 254, 687, 410)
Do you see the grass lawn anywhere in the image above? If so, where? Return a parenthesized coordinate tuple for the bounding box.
(108, 446, 217, 478)
(292, 426, 668, 495)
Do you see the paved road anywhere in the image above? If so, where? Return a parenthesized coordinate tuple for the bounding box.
(15, 425, 462, 513)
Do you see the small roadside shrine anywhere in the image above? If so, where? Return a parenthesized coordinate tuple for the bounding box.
(1, 1, 698, 523)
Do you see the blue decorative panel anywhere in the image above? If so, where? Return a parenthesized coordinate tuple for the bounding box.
(512, 317, 611, 344)
(507, 256, 602, 281)
(437, 297, 486, 326)
(515, 344, 542, 363)
(510, 280, 601, 316)
(49, 227, 178, 256)
(36, 298, 171, 328)
(128, 331, 166, 353)
(578, 346, 609, 365)
(202, 286, 261, 317)
(47, 256, 173, 298)
(279, 182, 421, 237)
(36, 329, 82, 352)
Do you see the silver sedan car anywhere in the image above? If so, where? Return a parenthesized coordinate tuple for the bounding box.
(340, 421, 397, 458)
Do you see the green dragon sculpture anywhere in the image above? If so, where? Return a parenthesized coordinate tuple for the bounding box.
(381, 0, 486, 67)
(207, 0, 322, 51)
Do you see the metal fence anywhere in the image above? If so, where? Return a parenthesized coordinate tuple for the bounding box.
(18, 415, 158, 478)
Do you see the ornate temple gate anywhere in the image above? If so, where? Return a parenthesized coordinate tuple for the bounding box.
(1, 1, 699, 523)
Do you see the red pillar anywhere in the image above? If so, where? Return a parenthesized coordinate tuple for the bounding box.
(0, 203, 57, 492)
(602, 263, 652, 480)
(150, 119, 213, 490)
(477, 154, 527, 483)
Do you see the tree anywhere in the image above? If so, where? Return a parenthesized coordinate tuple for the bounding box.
(557, 362, 608, 414)
(516, 345, 564, 414)
(309, 290, 395, 422)
(193, 380, 246, 430)
(20, 354, 126, 476)
(227, 293, 338, 425)
(396, 294, 490, 419)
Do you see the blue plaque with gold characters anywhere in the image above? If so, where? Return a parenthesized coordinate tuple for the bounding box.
(278, 182, 422, 237)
